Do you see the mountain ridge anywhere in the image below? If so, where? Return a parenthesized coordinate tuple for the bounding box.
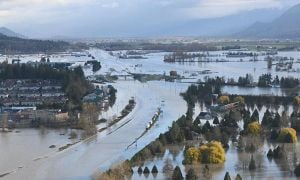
(237, 3, 300, 39)
(0, 27, 26, 38)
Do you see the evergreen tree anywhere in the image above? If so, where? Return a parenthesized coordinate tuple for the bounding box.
(249, 155, 256, 170)
(172, 166, 183, 180)
(143, 166, 150, 174)
(224, 172, 231, 180)
(137, 166, 143, 174)
(213, 116, 220, 124)
(235, 174, 242, 180)
(250, 109, 259, 122)
(151, 165, 158, 174)
(186, 168, 197, 180)
(294, 163, 300, 177)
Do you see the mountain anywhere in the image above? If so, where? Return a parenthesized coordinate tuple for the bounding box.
(237, 3, 300, 39)
(0, 27, 26, 38)
(157, 8, 285, 37)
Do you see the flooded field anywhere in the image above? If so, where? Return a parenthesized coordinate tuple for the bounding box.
(0, 49, 299, 179)
(131, 140, 300, 180)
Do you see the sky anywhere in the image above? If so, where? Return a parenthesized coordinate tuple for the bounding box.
(0, 0, 299, 38)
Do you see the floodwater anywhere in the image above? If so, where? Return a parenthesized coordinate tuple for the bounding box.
(0, 128, 81, 177)
(131, 140, 300, 180)
(2, 81, 187, 180)
(0, 49, 299, 179)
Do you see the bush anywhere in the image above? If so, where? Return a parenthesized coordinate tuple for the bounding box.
(277, 128, 297, 143)
(247, 122, 262, 136)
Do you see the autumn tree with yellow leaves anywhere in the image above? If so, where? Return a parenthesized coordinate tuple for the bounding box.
(218, 96, 230, 105)
(184, 141, 226, 164)
(247, 122, 262, 136)
(277, 128, 297, 143)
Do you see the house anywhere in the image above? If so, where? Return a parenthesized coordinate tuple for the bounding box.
(83, 89, 104, 103)
(55, 112, 69, 121)
(12, 59, 21, 64)
(0, 93, 9, 98)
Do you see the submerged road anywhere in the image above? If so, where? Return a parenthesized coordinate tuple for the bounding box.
(6, 81, 187, 180)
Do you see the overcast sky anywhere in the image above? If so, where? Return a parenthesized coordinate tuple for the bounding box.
(0, 0, 299, 38)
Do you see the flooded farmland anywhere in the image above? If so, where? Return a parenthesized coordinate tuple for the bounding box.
(0, 49, 299, 179)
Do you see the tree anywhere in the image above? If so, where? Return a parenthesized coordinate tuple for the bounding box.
(218, 96, 230, 105)
(235, 174, 242, 180)
(1, 112, 8, 132)
(294, 97, 300, 106)
(143, 166, 150, 174)
(186, 168, 197, 180)
(168, 122, 184, 143)
(261, 109, 272, 127)
(248, 155, 256, 170)
(224, 172, 231, 180)
(79, 103, 98, 138)
(137, 166, 143, 174)
(184, 147, 199, 164)
(233, 96, 245, 105)
(279, 111, 288, 127)
(172, 166, 183, 180)
(151, 165, 158, 174)
(237, 136, 245, 152)
(272, 112, 281, 127)
(213, 116, 220, 124)
(250, 109, 259, 122)
(267, 149, 274, 158)
(277, 128, 297, 143)
(273, 146, 286, 159)
(247, 122, 262, 136)
(258, 73, 272, 87)
(294, 163, 300, 177)
(184, 141, 226, 164)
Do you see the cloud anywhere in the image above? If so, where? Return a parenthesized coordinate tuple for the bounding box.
(0, 0, 299, 37)
(101, 2, 119, 8)
(186, 0, 284, 19)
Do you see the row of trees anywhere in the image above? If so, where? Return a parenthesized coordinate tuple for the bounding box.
(258, 73, 299, 88)
(197, 74, 299, 89)
(95, 42, 218, 52)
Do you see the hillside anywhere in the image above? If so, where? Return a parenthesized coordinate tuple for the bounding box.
(0, 34, 87, 54)
(0, 33, 72, 54)
(237, 3, 300, 39)
(0, 27, 26, 38)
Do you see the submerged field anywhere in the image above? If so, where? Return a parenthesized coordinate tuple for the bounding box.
(0, 48, 299, 179)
